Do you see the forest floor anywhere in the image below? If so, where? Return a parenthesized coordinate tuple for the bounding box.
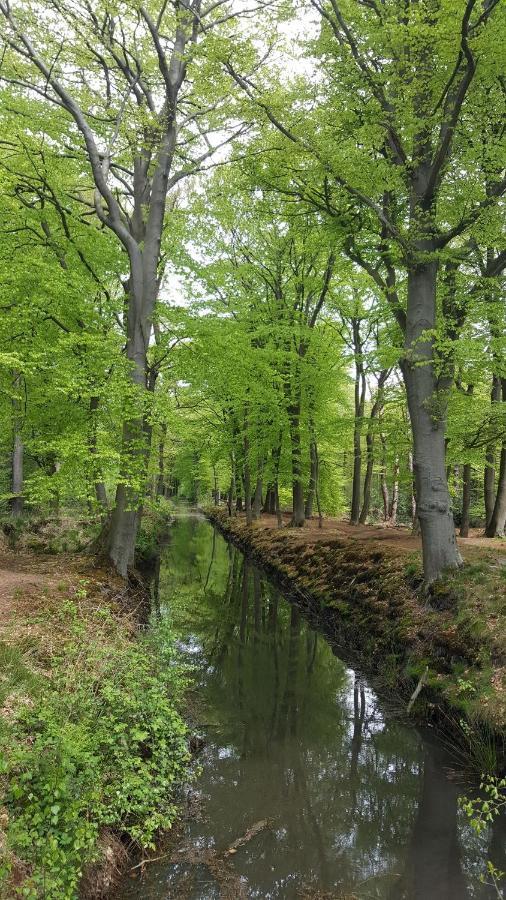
(207, 508, 506, 765)
(256, 511, 506, 556)
(0, 522, 190, 900)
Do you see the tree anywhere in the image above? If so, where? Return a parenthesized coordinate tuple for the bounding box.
(1, 0, 252, 574)
(227, 0, 505, 581)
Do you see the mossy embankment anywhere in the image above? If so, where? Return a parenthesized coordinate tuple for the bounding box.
(207, 508, 506, 763)
(0, 519, 191, 900)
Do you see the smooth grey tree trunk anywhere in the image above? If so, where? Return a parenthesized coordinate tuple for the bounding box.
(403, 260, 462, 583)
(484, 375, 502, 532)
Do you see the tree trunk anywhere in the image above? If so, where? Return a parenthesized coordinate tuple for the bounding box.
(380, 434, 389, 522)
(459, 385, 474, 538)
(359, 375, 387, 524)
(359, 433, 374, 524)
(460, 464, 472, 538)
(484, 374, 501, 529)
(388, 457, 399, 525)
(243, 421, 253, 525)
(11, 431, 24, 517)
(274, 481, 283, 528)
(89, 396, 108, 511)
(485, 379, 506, 537)
(227, 452, 236, 517)
(350, 357, 366, 525)
(408, 450, 419, 533)
(262, 486, 276, 514)
(252, 475, 262, 520)
(403, 259, 462, 583)
(305, 438, 318, 519)
(100, 301, 151, 576)
(10, 371, 24, 517)
(156, 423, 167, 498)
(288, 400, 305, 527)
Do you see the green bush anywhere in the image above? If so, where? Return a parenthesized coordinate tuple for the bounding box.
(0, 619, 190, 899)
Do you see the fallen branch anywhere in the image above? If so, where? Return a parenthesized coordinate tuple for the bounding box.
(407, 666, 429, 714)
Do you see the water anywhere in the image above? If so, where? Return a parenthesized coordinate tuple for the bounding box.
(122, 516, 505, 899)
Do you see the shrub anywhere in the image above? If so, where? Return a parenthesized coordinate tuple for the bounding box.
(0, 618, 190, 899)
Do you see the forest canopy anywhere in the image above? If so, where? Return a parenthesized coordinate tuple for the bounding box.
(0, 0, 504, 584)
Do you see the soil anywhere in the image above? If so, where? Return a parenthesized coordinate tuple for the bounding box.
(248, 512, 506, 556)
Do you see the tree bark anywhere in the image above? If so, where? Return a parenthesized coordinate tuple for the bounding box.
(10, 371, 24, 517)
(380, 434, 389, 522)
(485, 378, 506, 537)
(89, 396, 108, 511)
(252, 475, 262, 520)
(156, 423, 167, 498)
(359, 371, 388, 524)
(11, 431, 24, 517)
(459, 385, 474, 538)
(403, 259, 462, 583)
(484, 375, 501, 529)
(243, 419, 253, 525)
(227, 451, 236, 517)
(460, 463, 472, 538)
(305, 438, 318, 519)
(288, 399, 305, 527)
(350, 322, 366, 525)
(388, 457, 399, 525)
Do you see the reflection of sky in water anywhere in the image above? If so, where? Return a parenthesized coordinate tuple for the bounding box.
(120, 516, 503, 900)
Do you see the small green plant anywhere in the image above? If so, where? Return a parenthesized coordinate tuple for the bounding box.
(0, 618, 191, 899)
(456, 677, 477, 697)
(460, 776, 506, 897)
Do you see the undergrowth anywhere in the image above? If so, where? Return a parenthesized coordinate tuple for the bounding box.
(0, 599, 191, 899)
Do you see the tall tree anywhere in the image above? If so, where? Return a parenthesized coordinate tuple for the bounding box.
(1, 0, 250, 574)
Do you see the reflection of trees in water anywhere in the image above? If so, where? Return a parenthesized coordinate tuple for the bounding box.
(388, 748, 469, 899)
(157, 519, 489, 899)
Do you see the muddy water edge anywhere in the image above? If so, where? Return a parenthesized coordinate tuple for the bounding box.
(119, 514, 505, 899)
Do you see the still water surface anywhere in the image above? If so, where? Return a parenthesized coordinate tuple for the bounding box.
(122, 515, 505, 899)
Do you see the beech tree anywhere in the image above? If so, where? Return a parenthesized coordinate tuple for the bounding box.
(0, 0, 260, 574)
(226, 0, 505, 582)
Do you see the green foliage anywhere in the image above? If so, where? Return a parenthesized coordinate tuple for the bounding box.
(460, 776, 506, 896)
(0, 618, 190, 899)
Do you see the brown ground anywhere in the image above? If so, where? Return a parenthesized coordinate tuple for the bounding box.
(243, 512, 506, 558)
(0, 548, 134, 644)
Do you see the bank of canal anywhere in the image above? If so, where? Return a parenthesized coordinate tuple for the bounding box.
(122, 514, 505, 899)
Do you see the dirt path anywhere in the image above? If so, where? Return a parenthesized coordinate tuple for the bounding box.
(0, 549, 104, 635)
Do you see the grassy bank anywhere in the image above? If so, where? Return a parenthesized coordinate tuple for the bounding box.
(0, 532, 191, 899)
(207, 509, 506, 768)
